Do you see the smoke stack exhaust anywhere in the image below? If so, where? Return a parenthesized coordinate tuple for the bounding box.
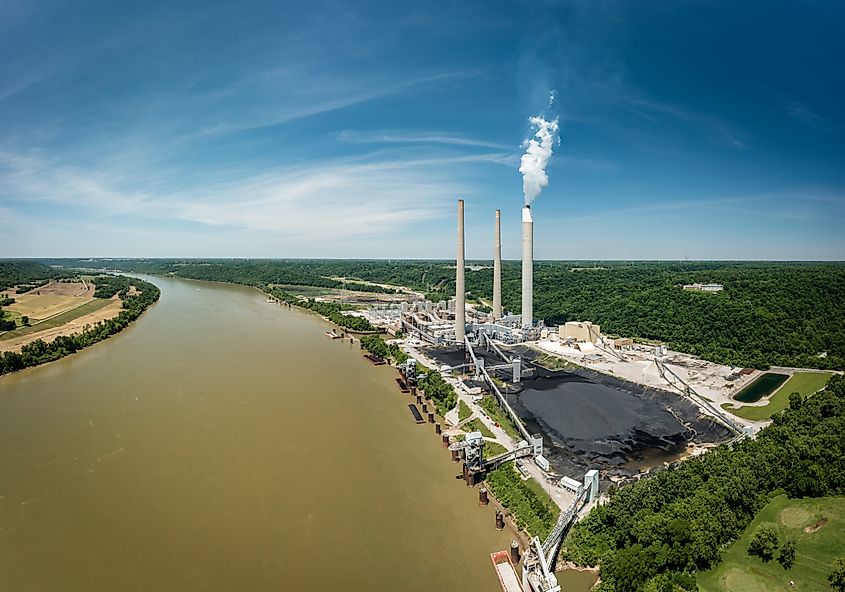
(521, 205, 533, 329)
(456, 199, 466, 342)
(493, 210, 502, 319)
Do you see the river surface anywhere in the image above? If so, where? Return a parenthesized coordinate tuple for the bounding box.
(0, 276, 531, 591)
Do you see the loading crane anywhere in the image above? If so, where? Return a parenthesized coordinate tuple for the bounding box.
(521, 479, 593, 592)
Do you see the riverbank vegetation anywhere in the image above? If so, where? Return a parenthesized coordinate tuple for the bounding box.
(417, 368, 457, 416)
(562, 374, 845, 591)
(265, 286, 375, 332)
(0, 275, 160, 376)
(485, 462, 559, 540)
(359, 334, 407, 364)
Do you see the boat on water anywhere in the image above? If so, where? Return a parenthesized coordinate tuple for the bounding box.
(324, 330, 342, 339)
(491, 550, 523, 592)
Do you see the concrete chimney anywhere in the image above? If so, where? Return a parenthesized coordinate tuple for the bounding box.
(493, 209, 502, 319)
(521, 205, 533, 329)
(455, 199, 466, 342)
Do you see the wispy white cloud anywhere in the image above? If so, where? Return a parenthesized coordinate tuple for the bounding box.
(336, 129, 512, 150)
(0, 151, 471, 238)
(191, 71, 475, 138)
(783, 100, 831, 130)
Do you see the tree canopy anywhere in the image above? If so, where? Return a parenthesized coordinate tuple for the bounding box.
(563, 374, 845, 591)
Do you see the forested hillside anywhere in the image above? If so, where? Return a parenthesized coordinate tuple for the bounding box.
(563, 374, 845, 591)
(43, 259, 845, 370)
(0, 260, 63, 291)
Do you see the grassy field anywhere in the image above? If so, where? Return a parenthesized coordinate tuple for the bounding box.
(480, 395, 521, 440)
(461, 418, 495, 439)
(723, 372, 834, 421)
(458, 400, 472, 422)
(0, 299, 113, 341)
(6, 294, 92, 321)
(697, 494, 845, 592)
(483, 440, 508, 457)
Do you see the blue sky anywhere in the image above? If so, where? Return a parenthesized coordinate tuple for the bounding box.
(1, 0, 843, 260)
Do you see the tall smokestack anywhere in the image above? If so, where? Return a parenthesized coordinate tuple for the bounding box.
(521, 205, 533, 329)
(493, 210, 502, 319)
(456, 199, 466, 342)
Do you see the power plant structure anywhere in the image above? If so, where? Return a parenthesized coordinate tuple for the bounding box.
(521, 205, 533, 330)
(493, 209, 502, 319)
(455, 199, 466, 342)
(399, 199, 542, 345)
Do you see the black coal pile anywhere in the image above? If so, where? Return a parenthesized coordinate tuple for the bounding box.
(424, 344, 731, 480)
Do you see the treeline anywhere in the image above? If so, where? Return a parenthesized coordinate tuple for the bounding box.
(0, 277, 160, 376)
(92, 274, 132, 298)
(265, 286, 375, 332)
(563, 374, 845, 591)
(0, 260, 62, 291)
(42, 259, 397, 294)
(417, 368, 458, 415)
(486, 462, 559, 540)
(470, 261, 845, 371)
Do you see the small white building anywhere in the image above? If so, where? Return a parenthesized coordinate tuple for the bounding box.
(683, 283, 724, 292)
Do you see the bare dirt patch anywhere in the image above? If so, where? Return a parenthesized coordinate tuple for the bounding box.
(0, 299, 123, 354)
(23, 281, 95, 298)
(6, 282, 97, 321)
(804, 517, 828, 533)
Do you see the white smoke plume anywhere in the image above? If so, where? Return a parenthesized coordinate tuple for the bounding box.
(519, 115, 559, 205)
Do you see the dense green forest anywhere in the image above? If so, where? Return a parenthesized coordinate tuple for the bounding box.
(0, 260, 66, 291)
(563, 374, 845, 591)
(44, 259, 396, 294)
(41, 259, 845, 370)
(0, 266, 160, 375)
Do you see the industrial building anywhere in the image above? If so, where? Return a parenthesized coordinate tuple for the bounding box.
(558, 321, 601, 343)
(683, 283, 723, 292)
(397, 199, 542, 345)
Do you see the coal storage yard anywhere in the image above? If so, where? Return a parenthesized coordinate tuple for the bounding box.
(424, 345, 731, 480)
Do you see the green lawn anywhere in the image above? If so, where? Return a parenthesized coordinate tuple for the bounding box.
(722, 372, 834, 421)
(697, 494, 845, 592)
(458, 400, 472, 422)
(0, 298, 113, 341)
(483, 440, 508, 458)
(461, 418, 495, 439)
(480, 395, 522, 440)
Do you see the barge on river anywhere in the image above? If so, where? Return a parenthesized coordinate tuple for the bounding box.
(491, 550, 523, 592)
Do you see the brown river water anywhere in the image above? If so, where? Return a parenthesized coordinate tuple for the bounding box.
(0, 275, 594, 592)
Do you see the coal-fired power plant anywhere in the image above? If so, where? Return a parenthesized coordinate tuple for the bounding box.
(493, 209, 502, 319)
(455, 199, 466, 342)
(521, 205, 533, 329)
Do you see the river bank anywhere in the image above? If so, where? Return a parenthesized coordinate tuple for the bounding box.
(0, 274, 160, 377)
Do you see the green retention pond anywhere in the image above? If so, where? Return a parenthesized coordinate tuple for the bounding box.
(733, 372, 789, 403)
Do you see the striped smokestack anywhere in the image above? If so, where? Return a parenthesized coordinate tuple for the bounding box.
(521, 205, 533, 329)
(493, 209, 502, 319)
(455, 199, 466, 342)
